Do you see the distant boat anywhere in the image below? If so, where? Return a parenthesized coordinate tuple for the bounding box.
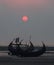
(8, 37, 46, 57)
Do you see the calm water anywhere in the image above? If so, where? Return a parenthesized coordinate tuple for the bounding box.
(0, 51, 54, 65)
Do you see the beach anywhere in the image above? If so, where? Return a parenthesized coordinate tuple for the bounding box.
(0, 52, 54, 65)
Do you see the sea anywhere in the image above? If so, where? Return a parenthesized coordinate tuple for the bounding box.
(0, 51, 54, 65)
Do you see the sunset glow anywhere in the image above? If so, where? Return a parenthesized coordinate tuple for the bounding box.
(0, 0, 54, 46)
(22, 16, 28, 22)
(0, 0, 48, 8)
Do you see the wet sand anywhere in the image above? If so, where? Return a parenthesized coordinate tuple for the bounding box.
(0, 52, 54, 65)
(0, 56, 54, 65)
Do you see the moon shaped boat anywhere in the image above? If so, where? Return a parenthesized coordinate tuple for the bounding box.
(8, 37, 46, 57)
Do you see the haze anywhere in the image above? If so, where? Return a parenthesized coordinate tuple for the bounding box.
(0, 0, 54, 46)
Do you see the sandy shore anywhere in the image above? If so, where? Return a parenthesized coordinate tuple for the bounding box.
(0, 51, 54, 65)
(0, 55, 54, 65)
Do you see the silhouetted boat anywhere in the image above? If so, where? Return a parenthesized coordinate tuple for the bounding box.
(8, 37, 46, 57)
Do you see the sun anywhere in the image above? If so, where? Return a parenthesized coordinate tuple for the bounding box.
(22, 16, 28, 22)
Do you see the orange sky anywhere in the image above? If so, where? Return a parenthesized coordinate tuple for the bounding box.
(0, 0, 48, 8)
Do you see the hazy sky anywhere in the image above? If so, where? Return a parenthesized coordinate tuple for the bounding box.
(0, 0, 54, 46)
